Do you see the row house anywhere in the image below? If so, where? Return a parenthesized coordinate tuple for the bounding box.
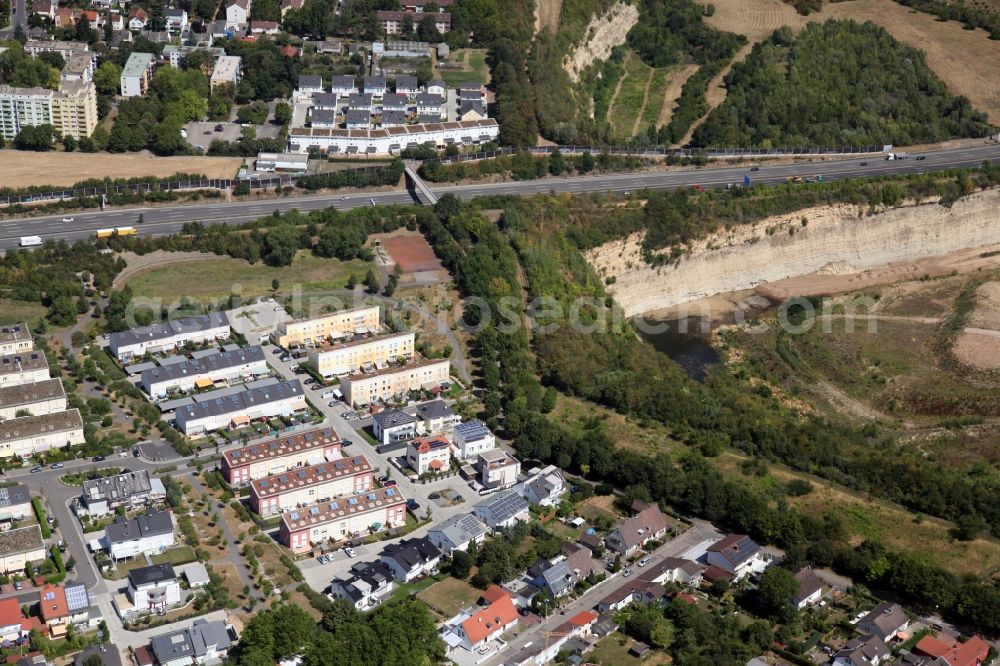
(0, 324, 32, 356)
(340, 358, 450, 407)
(139, 345, 266, 397)
(0, 378, 65, 420)
(287, 118, 500, 156)
(272, 306, 380, 349)
(173, 379, 307, 436)
(222, 427, 341, 485)
(109, 312, 230, 361)
(307, 331, 414, 379)
(280, 486, 406, 553)
(0, 351, 49, 389)
(250, 456, 374, 516)
(0, 409, 84, 458)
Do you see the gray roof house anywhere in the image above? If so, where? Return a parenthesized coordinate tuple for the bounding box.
(104, 511, 174, 560)
(379, 537, 441, 582)
(605, 504, 668, 556)
(297, 74, 323, 91)
(415, 399, 459, 432)
(518, 465, 566, 506)
(81, 470, 165, 516)
(530, 557, 575, 598)
(833, 634, 889, 666)
(330, 560, 396, 610)
(150, 619, 233, 666)
(381, 109, 407, 127)
(311, 92, 338, 109)
(330, 74, 356, 94)
(108, 312, 230, 360)
(472, 491, 529, 531)
(371, 409, 417, 445)
(856, 603, 909, 642)
(73, 645, 123, 666)
(427, 513, 488, 555)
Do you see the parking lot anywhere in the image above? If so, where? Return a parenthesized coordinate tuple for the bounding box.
(184, 121, 284, 152)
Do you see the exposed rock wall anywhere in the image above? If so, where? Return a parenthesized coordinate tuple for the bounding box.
(585, 190, 1000, 316)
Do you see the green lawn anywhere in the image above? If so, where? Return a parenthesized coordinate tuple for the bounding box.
(417, 576, 481, 617)
(151, 545, 198, 566)
(124, 250, 374, 302)
(439, 49, 490, 86)
(589, 636, 643, 666)
(0, 299, 46, 326)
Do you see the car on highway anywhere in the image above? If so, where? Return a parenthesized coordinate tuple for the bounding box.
(344, 546, 357, 558)
(750, 166, 760, 172)
(340, 196, 349, 201)
(29, 466, 43, 473)
(860, 161, 868, 166)
(638, 557, 651, 567)
(622, 568, 633, 578)
(92, 456, 105, 462)
(50, 462, 64, 469)
(62, 217, 74, 222)
(916, 155, 927, 160)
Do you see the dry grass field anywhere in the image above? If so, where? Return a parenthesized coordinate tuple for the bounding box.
(700, 0, 1000, 124)
(0, 151, 243, 189)
(657, 63, 699, 127)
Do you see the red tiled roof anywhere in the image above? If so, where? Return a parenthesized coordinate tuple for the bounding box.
(917, 634, 991, 666)
(481, 584, 510, 605)
(568, 610, 597, 627)
(0, 598, 22, 627)
(462, 595, 517, 646)
(38, 584, 68, 622)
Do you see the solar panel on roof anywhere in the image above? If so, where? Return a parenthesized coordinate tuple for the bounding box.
(348, 498, 358, 506)
(43, 591, 55, 601)
(290, 512, 299, 520)
(329, 502, 338, 510)
(310, 507, 320, 515)
(385, 489, 395, 496)
(368, 493, 376, 501)
(297, 470, 306, 479)
(65, 585, 89, 611)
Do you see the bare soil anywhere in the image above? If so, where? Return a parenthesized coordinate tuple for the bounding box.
(535, 0, 563, 35)
(657, 64, 700, 128)
(0, 151, 243, 189)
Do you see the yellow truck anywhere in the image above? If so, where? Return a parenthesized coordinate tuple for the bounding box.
(115, 226, 137, 236)
(96, 229, 114, 239)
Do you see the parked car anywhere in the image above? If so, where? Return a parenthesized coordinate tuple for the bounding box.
(383, 479, 397, 487)
(29, 467, 43, 473)
(622, 568, 633, 578)
(214, 124, 224, 131)
(637, 557, 651, 568)
(50, 462, 64, 469)
(13, 581, 22, 590)
(92, 455, 105, 462)
(341, 439, 353, 447)
(304, 378, 315, 385)
(272, 348, 283, 355)
(344, 547, 357, 558)
(406, 499, 420, 511)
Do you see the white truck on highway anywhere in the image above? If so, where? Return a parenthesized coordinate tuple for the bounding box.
(885, 152, 909, 160)
(19, 236, 42, 247)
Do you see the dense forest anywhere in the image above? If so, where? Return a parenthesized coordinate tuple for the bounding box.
(693, 20, 992, 148)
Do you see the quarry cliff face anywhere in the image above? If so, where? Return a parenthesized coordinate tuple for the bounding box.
(585, 189, 1000, 317)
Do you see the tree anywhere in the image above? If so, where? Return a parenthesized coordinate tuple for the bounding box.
(271, 278, 280, 291)
(262, 226, 301, 267)
(531, 588, 553, 616)
(274, 101, 292, 125)
(13, 124, 54, 151)
(346, 273, 357, 289)
(47, 296, 77, 326)
(364, 270, 380, 294)
(449, 549, 473, 579)
(75, 15, 93, 43)
(578, 151, 594, 174)
(757, 566, 799, 618)
(13, 24, 26, 45)
(62, 135, 77, 152)
(548, 148, 566, 176)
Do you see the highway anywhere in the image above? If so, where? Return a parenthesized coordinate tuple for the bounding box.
(1, 143, 999, 249)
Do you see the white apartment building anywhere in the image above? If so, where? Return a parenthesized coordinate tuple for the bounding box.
(287, 119, 499, 156)
(139, 346, 267, 397)
(120, 52, 156, 98)
(0, 527, 46, 575)
(210, 55, 241, 92)
(60, 53, 95, 82)
(341, 358, 450, 407)
(452, 420, 496, 460)
(0, 352, 49, 388)
(104, 511, 175, 561)
(173, 380, 307, 436)
(127, 564, 181, 614)
(0, 409, 84, 458)
(272, 306, 381, 349)
(108, 312, 230, 361)
(0, 324, 32, 356)
(23, 40, 90, 61)
(308, 332, 414, 379)
(225, 0, 250, 27)
(405, 435, 451, 475)
(0, 86, 51, 141)
(0, 378, 66, 420)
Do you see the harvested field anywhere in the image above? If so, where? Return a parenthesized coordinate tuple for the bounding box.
(380, 231, 443, 273)
(0, 151, 243, 190)
(953, 330, 1000, 370)
(699, 0, 1000, 123)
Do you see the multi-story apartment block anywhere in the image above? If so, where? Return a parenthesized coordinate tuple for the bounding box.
(173, 380, 306, 436)
(307, 332, 414, 379)
(249, 456, 374, 516)
(0, 352, 49, 389)
(0, 378, 66, 420)
(139, 345, 267, 397)
(108, 312, 230, 361)
(23, 40, 89, 61)
(103, 511, 174, 561)
(0, 409, 84, 458)
(272, 306, 381, 349)
(60, 53, 95, 82)
(221, 427, 341, 485)
(127, 564, 180, 613)
(377, 10, 451, 34)
(0, 324, 32, 357)
(0, 86, 51, 140)
(50, 81, 98, 139)
(80, 469, 165, 516)
(120, 52, 156, 98)
(405, 435, 451, 475)
(341, 358, 450, 407)
(210, 55, 241, 92)
(279, 486, 406, 553)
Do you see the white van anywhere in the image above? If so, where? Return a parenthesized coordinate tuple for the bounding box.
(320, 390, 335, 400)
(19, 236, 42, 247)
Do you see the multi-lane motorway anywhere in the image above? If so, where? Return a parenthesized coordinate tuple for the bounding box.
(2, 143, 1000, 249)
